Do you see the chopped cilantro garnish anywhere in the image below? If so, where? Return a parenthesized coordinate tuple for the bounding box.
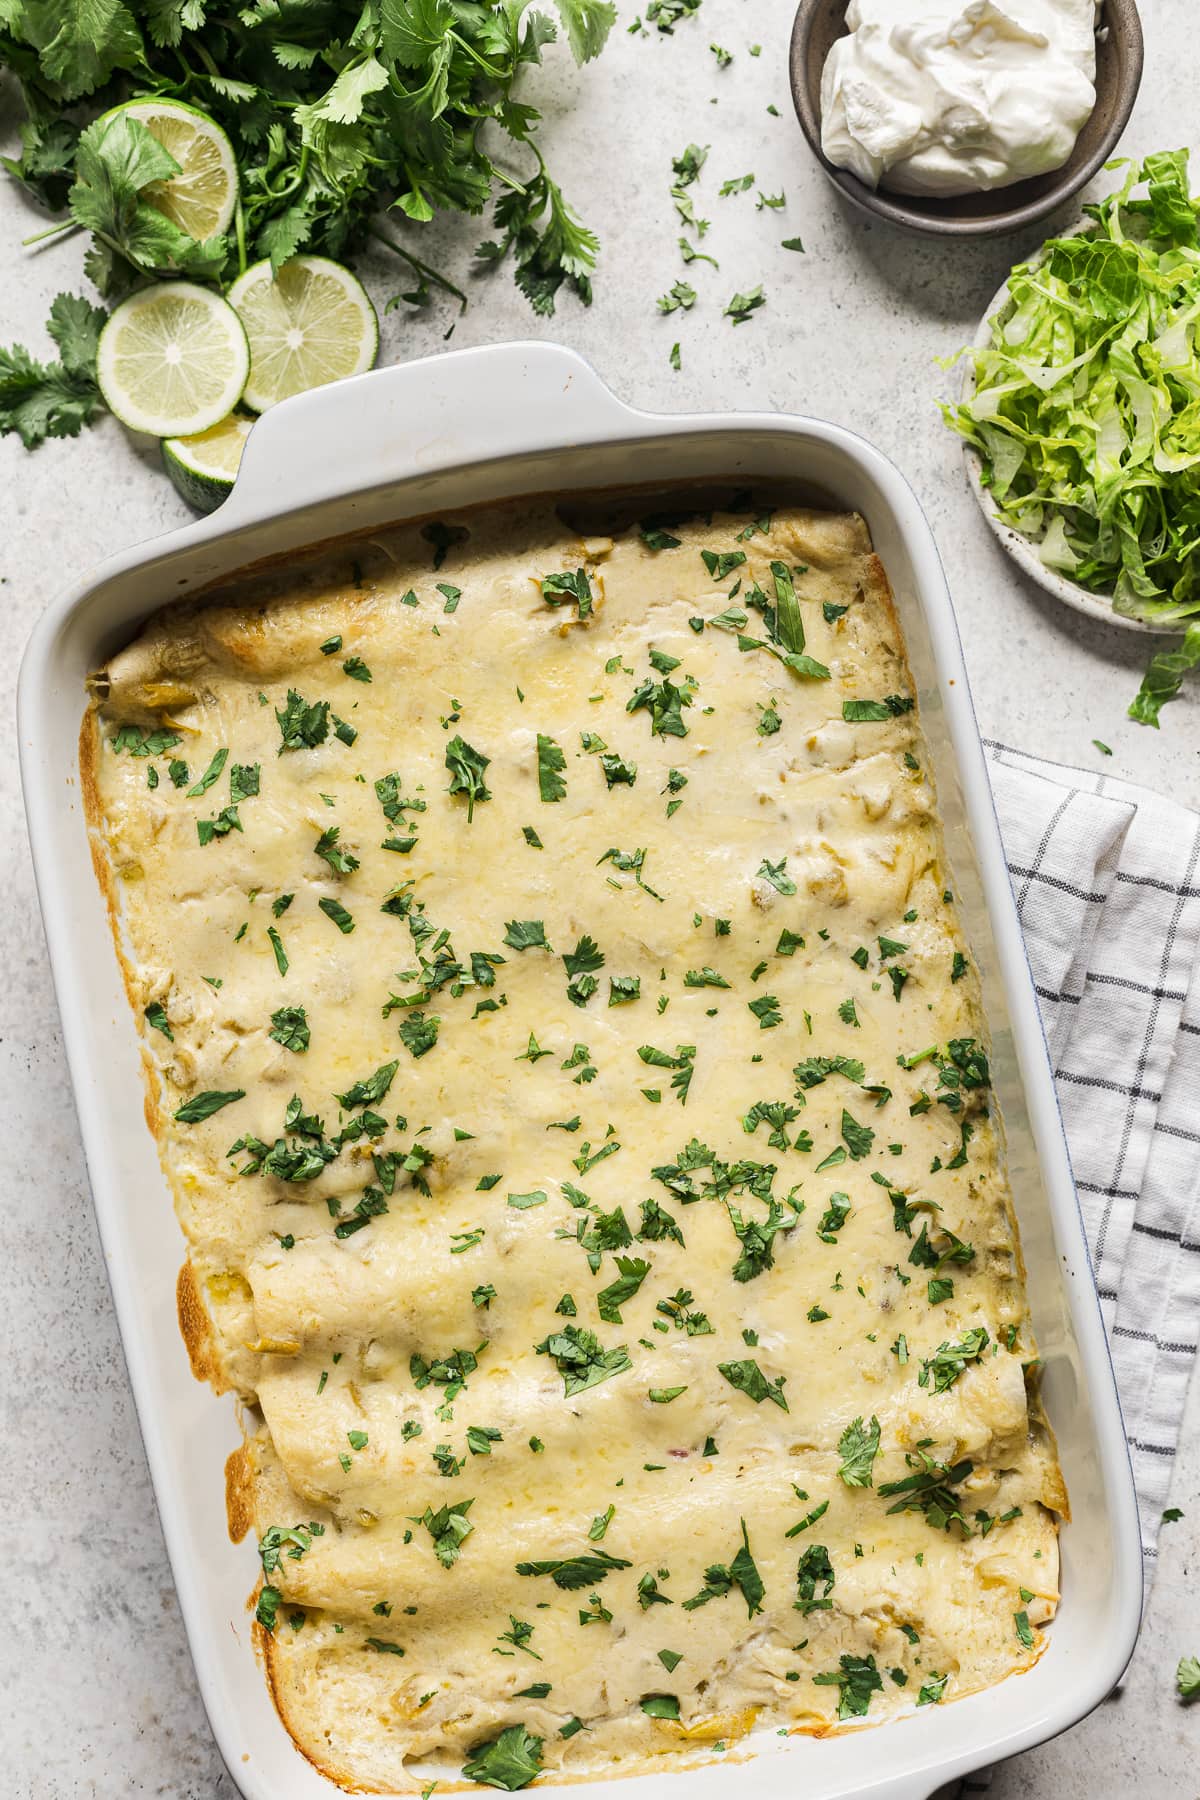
(536, 733, 567, 802)
(814, 1653, 883, 1720)
(445, 735, 492, 821)
(319, 896, 355, 934)
(534, 1325, 631, 1396)
(276, 691, 330, 753)
(837, 1415, 881, 1487)
(717, 1358, 788, 1410)
(505, 919, 550, 951)
(269, 1006, 310, 1054)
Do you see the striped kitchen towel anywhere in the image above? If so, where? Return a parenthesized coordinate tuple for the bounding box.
(985, 739, 1200, 1570)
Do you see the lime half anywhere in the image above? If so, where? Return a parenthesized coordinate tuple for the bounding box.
(163, 412, 254, 511)
(107, 99, 238, 240)
(227, 256, 378, 411)
(97, 283, 250, 437)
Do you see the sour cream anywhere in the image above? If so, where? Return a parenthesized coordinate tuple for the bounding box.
(820, 0, 1099, 197)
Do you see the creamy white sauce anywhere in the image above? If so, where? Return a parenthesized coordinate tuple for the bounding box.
(820, 0, 1099, 197)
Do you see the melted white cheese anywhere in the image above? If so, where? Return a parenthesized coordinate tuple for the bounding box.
(87, 500, 1064, 1792)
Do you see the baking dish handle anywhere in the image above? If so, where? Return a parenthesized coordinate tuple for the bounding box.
(222, 340, 637, 524)
(866, 1778, 941, 1800)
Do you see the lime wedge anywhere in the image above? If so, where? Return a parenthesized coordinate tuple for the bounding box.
(106, 99, 238, 240)
(227, 256, 379, 412)
(97, 283, 250, 437)
(163, 412, 254, 512)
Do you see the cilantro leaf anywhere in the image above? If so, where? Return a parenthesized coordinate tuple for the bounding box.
(540, 567, 593, 615)
(796, 1543, 835, 1615)
(639, 1692, 680, 1719)
(837, 1415, 881, 1487)
(843, 695, 915, 722)
(840, 1109, 874, 1160)
(337, 1061, 398, 1109)
(769, 560, 804, 654)
(462, 1723, 543, 1791)
(269, 1006, 310, 1053)
(276, 690, 330, 752)
(682, 1519, 764, 1615)
(563, 933, 605, 1006)
(70, 112, 227, 291)
(717, 1358, 788, 1410)
(596, 1254, 650, 1323)
(878, 1450, 974, 1532)
(724, 285, 766, 324)
(32, 0, 142, 103)
(814, 1653, 883, 1720)
(516, 1547, 632, 1588)
(315, 825, 360, 875)
(418, 1498, 474, 1567)
(174, 1088, 245, 1124)
(919, 1326, 990, 1393)
(536, 733, 567, 801)
(505, 919, 549, 951)
(445, 735, 492, 821)
(0, 329, 103, 449)
(534, 1324, 631, 1395)
(144, 1000, 173, 1041)
(399, 1011, 439, 1057)
(757, 856, 796, 895)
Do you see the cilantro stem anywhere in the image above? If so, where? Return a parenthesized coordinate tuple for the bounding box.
(193, 39, 222, 79)
(368, 225, 468, 312)
(264, 146, 310, 207)
(22, 219, 79, 248)
(234, 195, 247, 279)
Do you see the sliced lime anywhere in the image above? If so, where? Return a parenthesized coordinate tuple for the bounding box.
(227, 255, 379, 412)
(104, 99, 238, 240)
(97, 283, 250, 437)
(163, 412, 254, 511)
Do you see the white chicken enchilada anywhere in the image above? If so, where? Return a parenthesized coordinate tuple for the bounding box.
(81, 493, 1066, 1793)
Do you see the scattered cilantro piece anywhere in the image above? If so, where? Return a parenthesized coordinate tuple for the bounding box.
(516, 1547, 632, 1588)
(535, 1324, 631, 1396)
(541, 568, 593, 616)
(144, 1000, 173, 1041)
(843, 695, 915, 722)
(717, 1358, 788, 1411)
(813, 1653, 883, 1720)
(658, 279, 697, 315)
(837, 1416, 881, 1488)
(461, 1723, 543, 1791)
(174, 1089, 244, 1124)
(269, 1006, 310, 1054)
(445, 735, 492, 821)
(725, 286, 766, 324)
(505, 919, 550, 951)
(276, 692, 329, 753)
(682, 1519, 764, 1615)
(319, 897, 355, 934)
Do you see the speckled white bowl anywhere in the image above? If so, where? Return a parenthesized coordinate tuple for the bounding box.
(962, 267, 1177, 636)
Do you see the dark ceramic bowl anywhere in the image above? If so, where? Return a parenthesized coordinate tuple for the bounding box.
(789, 0, 1144, 237)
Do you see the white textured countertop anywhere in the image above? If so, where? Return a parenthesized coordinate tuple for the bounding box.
(3, 1, 1198, 1794)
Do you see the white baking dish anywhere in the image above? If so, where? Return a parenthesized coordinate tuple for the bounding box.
(18, 341, 1142, 1800)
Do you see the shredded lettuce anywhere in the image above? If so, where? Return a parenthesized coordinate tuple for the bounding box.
(1128, 622, 1200, 726)
(944, 150, 1200, 724)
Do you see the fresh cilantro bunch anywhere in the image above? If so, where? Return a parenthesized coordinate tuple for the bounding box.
(0, 0, 614, 446)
